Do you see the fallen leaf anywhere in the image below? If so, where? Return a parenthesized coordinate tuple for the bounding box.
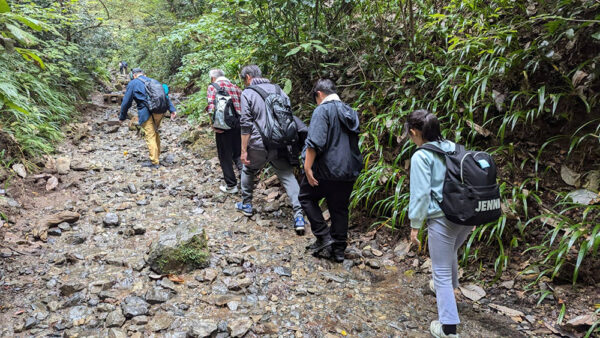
(489, 303, 525, 317)
(167, 274, 184, 284)
(561, 165, 581, 187)
(13, 310, 25, 316)
(46, 176, 59, 191)
(466, 120, 492, 137)
(459, 283, 487, 301)
(566, 189, 598, 205)
(566, 313, 597, 328)
(572, 70, 588, 87)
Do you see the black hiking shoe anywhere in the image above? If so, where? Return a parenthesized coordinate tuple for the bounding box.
(305, 235, 334, 252)
(332, 243, 347, 263)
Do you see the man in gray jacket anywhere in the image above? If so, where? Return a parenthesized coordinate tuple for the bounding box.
(236, 65, 306, 235)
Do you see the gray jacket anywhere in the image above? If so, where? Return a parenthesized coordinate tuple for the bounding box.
(240, 78, 291, 151)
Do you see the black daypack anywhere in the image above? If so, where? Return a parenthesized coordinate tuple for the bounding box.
(248, 85, 298, 149)
(139, 77, 168, 115)
(418, 143, 502, 226)
(210, 83, 239, 130)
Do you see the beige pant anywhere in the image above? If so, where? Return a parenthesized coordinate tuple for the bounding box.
(142, 113, 164, 165)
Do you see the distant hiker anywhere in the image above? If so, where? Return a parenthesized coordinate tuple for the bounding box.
(406, 109, 468, 338)
(299, 79, 363, 262)
(119, 68, 176, 169)
(206, 69, 243, 194)
(236, 64, 306, 235)
(119, 61, 128, 75)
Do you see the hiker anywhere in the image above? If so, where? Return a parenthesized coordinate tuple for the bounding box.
(299, 79, 363, 262)
(119, 61, 128, 75)
(206, 69, 243, 194)
(406, 109, 469, 338)
(236, 64, 306, 235)
(119, 68, 176, 169)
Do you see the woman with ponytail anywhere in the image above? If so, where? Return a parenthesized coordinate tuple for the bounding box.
(405, 109, 472, 338)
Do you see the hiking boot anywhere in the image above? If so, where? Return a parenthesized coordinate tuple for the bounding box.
(235, 202, 253, 216)
(220, 185, 239, 194)
(141, 161, 160, 169)
(305, 234, 334, 252)
(294, 217, 305, 236)
(430, 320, 459, 338)
(332, 247, 345, 263)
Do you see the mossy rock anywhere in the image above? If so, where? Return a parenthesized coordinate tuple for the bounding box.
(147, 223, 210, 274)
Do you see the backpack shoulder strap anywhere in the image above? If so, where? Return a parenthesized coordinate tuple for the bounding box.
(210, 82, 222, 92)
(417, 143, 450, 156)
(247, 85, 269, 101)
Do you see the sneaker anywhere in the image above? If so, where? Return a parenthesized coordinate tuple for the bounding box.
(305, 234, 334, 252)
(235, 202, 253, 216)
(220, 185, 239, 194)
(294, 217, 305, 236)
(430, 320, 459, 338)
(141, 162, 160, 169)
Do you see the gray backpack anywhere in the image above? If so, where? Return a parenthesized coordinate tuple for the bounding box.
(210, 83, 238, 130)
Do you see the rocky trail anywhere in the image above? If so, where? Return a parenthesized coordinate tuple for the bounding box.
(0, 92, 529, 337)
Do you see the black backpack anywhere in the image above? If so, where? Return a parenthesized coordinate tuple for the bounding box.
(248, 85, 298, 149)
(418, 143, 501, 226)
(210, 83, 239, 130)
(139, 77, 168, 115)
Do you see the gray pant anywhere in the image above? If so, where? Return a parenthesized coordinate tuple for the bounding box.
(241, 148, 303, 219)
(427, 217, 472, 325)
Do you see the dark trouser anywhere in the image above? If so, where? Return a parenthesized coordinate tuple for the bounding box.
(299, 177, 355, 252)
(216, 127, 241, 187)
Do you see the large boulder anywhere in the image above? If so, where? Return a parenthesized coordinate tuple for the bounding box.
(147, 223, 210, 274)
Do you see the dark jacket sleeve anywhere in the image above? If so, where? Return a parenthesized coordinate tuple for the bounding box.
(240, 91, 254, 135)
(119, 82, 135, 120)
(166, 95, 176, 113)
(305, 107, 329, 154)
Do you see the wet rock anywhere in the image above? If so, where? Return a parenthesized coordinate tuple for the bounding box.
(159, 277, 177, 290)
(228, 317, 253, 337)
(147, 223, 209, 274)
(224, 276, 252, 291)
(189, 319, 218, 337)
(225, 254, 244, 265)
(68, 305, 90, 322)
(128, 183, 137, 194)
(273, 266, 292, 277)
(120, 295, 149, 318)
(67, 233, 87, 245)
(56, 157, 71, 174)
(108, 328, 127, 338)
(48, 227, 62, 236)
(196, 268, 218, 283)
(367, 259, 381, 269)
(106, 309, 126, 327)
(24, 316, 38, 330)
(61, 291, 85, 308)
(58, 222, 72, 231)
(132, 315, 149, 325)
(223, 266, 243, 276)
(103, 213, 120, 227)
(146, 311, 174, 332)
(320, 272, 345, 283)
(144, 287, 174, 304)
(60, 281, 85, 296)
(12, 163, 27, 178)
(97, 304, 116, 312)
(132, 223, 146, 235)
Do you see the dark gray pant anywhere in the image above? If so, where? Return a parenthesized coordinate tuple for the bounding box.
(241, 148, 302, 219)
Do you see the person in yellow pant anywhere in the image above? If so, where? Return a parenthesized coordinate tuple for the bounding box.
(119, 68, 177, 169)
(142, 114, 164, 166)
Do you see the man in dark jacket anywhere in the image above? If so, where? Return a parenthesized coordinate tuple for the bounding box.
(119, 68, 176, 169)
(300, 79, 363, 262)
(236, 65, 306, 235)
